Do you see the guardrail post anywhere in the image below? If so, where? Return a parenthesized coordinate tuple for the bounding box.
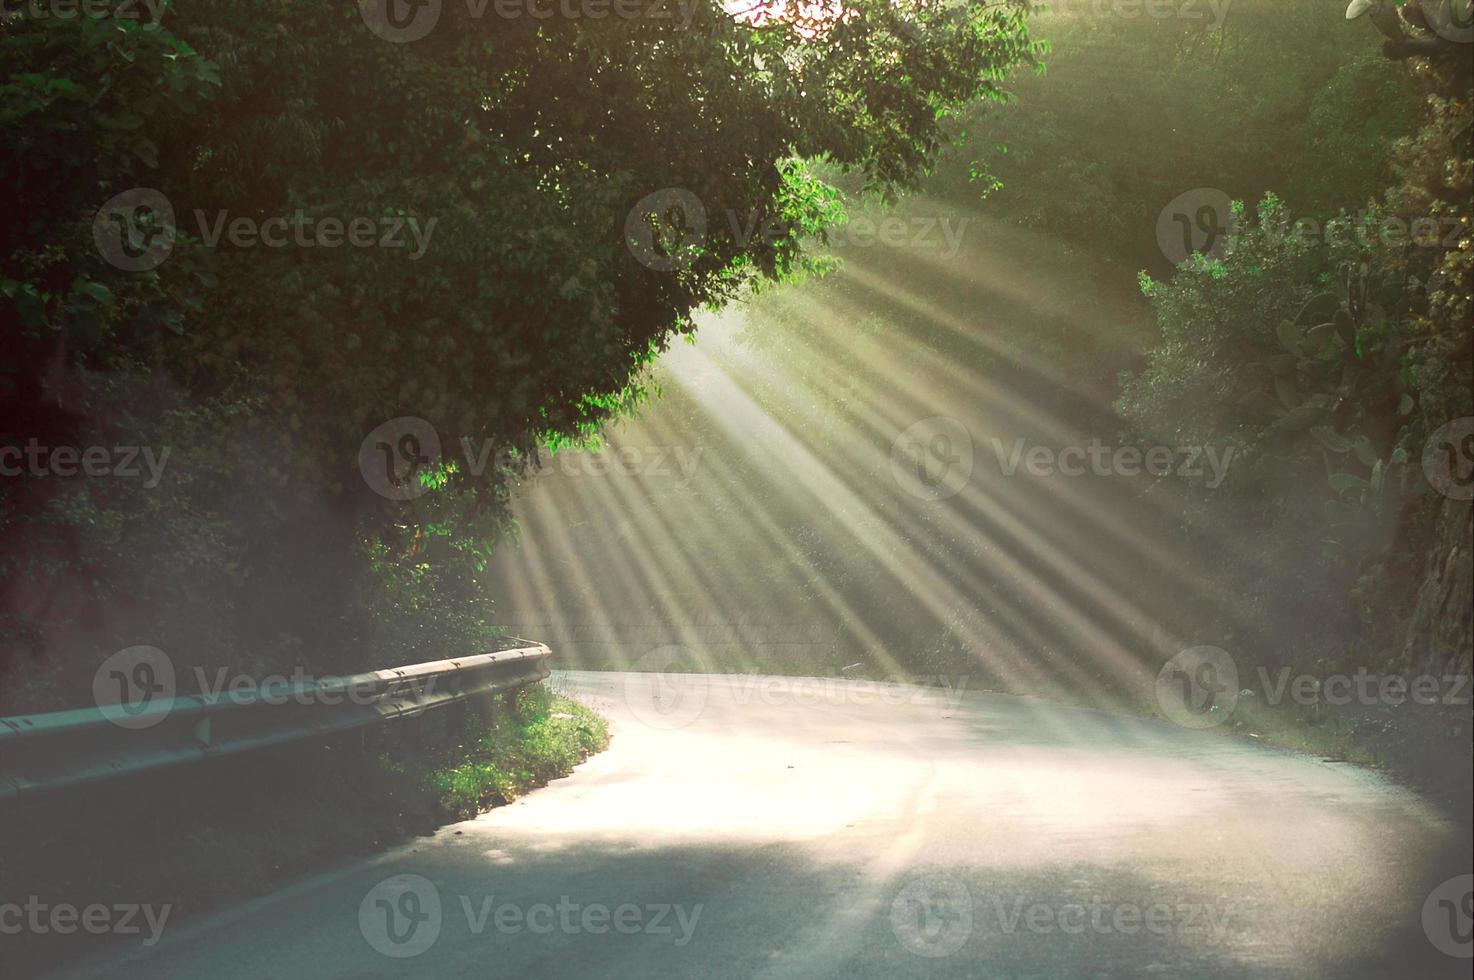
(400, 709, 426, 749)
(500, 689, 522, 723)
(470, 686, 499, 727)
(445, 700, 468, 744)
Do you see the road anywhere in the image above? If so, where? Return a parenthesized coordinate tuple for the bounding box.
(49, 671, 1471, 979)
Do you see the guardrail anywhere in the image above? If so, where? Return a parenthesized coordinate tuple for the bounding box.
(0, 642, 552, 800)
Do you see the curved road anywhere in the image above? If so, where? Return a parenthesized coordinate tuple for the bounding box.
(51, 671, 1470, 979)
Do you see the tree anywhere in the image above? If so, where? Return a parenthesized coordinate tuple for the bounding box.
(0, 0, 1039, 703)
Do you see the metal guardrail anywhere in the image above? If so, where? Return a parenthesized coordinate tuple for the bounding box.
(0, 642, 552, 800)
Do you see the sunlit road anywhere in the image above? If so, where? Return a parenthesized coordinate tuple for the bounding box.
(51, 671, 1470, 979)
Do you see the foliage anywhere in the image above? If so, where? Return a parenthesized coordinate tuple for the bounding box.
(1121, 75, 1472, 635)
(0, 0, 1039, 705)
(424, 687, 610, 819)
(935, 2, 1420, 277)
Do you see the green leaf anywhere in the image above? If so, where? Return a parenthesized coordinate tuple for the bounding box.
(45, 77, 88, 100)
(77, 281, 114, 305)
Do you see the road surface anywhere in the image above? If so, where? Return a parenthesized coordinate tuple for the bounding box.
(48, 671, 1471, 979)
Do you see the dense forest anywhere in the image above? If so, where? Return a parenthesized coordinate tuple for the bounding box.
(1, 0, 1039, 709)
(482, 0, 1471, 733)
(1, 0, 1469, 737)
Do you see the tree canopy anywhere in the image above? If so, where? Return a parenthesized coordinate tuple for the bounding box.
(0, 0, 1037, 704)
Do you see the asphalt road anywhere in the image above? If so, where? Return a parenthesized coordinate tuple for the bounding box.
(49, 671, 1471, 979)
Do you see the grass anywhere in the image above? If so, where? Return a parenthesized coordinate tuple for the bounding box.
(419, 690, 609, 819)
